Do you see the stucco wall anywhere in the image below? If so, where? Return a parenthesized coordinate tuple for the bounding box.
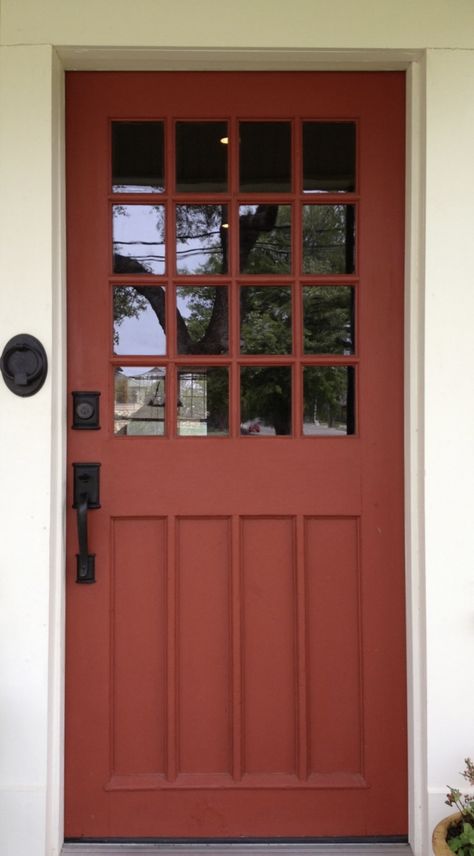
(0, 3, 473, 856)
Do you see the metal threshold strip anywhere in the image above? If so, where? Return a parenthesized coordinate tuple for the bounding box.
(62, 842, 413, 856)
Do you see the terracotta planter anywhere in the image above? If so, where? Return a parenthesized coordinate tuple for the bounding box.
(432, 811, 463, 855)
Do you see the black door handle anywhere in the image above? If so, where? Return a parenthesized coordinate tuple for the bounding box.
(73, 463, 100, 583)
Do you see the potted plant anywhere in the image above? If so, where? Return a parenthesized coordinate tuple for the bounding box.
(433, 758, 474, 855)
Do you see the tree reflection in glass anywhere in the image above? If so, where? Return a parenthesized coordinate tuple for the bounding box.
(303, 366, 355, 435)
(240, 286, 292, 354)
(240, 366, 292, 436)
(303, 286, 354, 354)
(239, 205, 291, 273)
(176, 287, 228, 354)
(176, 205, 228, 274)
(303, 205, 355, 274)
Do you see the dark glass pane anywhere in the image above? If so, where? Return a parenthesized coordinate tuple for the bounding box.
(240, 122, 291, 192)
(303, 122, 355, 193)
(239, 204, 291, 273)
(303, 286, 354, 354)
(113, 205, 165, 274)
(176, 286, 228, 354)
(112, 122, 164, 193)
(114, 366, 166, 435)
(303, 366, 355, 435)
(302, 205, 354, 274)
(176, 205, 228, 274)
(240, 286, 292, 354)
(114, 286, 166, 354)
(177, 367, 228, 436)
(176, 122, 228, 192)
(240, 366, 292, 436)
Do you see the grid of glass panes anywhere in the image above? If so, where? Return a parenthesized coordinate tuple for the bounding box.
(111, 120, 357, 436)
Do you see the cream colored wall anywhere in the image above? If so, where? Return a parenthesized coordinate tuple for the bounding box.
(1, 0, 474, 50)
(0, 3, 473, 856)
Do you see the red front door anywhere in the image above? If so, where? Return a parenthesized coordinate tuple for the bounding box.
(65, 71, 406, 840)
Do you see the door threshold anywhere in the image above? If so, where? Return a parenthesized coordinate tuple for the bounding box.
(62, 843, 413, 856)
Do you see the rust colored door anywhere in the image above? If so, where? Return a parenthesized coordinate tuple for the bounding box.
(65, 72, 406, 840)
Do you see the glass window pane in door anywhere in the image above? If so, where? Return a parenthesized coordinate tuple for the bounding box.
(112, 122, 164, 193)
(239, 204, 291, 274)
(302, 205, 355, 274)
(303, 366, 355, 435)
(240, 286, 292, 354)
(176, 286, 228, 354)
(303, 122, 355, 193)
(240, 122, 291, 192)
(114, 366, 166, 435)
(177, 367, 229, 436)
(113, 286, 166, 355)
(176, 122, 228, 192)
(240, 366, 292, 436)
(303, 286, 354, 354)
(176, 205, 228, 274)
(113, 205, 165, 274)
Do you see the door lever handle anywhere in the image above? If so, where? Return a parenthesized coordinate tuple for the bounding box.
(73, 463, 100, 583)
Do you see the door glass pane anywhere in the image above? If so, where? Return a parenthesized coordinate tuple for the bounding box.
(302, 205, 355, 274)
(303, 123, 355, 193)
(113, 286, 166, 355)
(240, 366, 292, 436)
(240, 122, 291, 192)
(177, 367, 229, 436)
(303, 286, 354, 354)
(176, 122, 228, 192)
(114, 366, 166, 435)
(303, 366, 355, 435)
(176, 286, 228, 354)
(239, 204, 291, 273)
(240, 286, 292, 354)
(176, 205, 228, 274)
(113, 205, 165, 274)
(112, 122, 164, 193)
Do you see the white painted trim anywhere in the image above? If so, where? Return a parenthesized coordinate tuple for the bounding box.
(45, 47, 426, 856)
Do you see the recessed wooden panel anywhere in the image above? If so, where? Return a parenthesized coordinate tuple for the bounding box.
(242, 517, 296, 774)
(112, 518, 166, 775)
(177, 517, 231, 773)
(305, 517, 361, 775)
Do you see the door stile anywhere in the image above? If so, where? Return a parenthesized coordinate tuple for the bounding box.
(295, 514, 309, 781)
(231, 514, 243, 781)
(166, 514, 178, 782)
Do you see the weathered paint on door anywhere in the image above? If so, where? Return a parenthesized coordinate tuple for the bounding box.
(65, 71, 406, 839)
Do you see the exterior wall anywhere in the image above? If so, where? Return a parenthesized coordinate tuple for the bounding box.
(0, 3, 473, 855)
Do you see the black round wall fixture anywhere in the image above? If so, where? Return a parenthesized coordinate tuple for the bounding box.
(0, 334, 48, 397)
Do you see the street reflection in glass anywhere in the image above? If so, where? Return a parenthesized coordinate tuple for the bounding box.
(240, 122, 291, 192)
(303, 286, 354, 354)
(176, 205, 228, 274)
(303, 123, 355, 193)
(113, 205, 165, 274)
(303, 366, 355, 435)
(302, 205, 355, 274)
(177, 367, 229, 436)
(240, 366, 292, 436)
(112, 122, 165, 193)
(176, 287, 228, 354)
(240, 286, 292, 354)
(114, 366, 166, 435)
(239, 205, 291, 274)
(113, 286, 166, 355)
(176, 122, 228, 192)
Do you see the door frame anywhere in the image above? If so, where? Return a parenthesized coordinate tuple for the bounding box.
(47, 48, 427, 855)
